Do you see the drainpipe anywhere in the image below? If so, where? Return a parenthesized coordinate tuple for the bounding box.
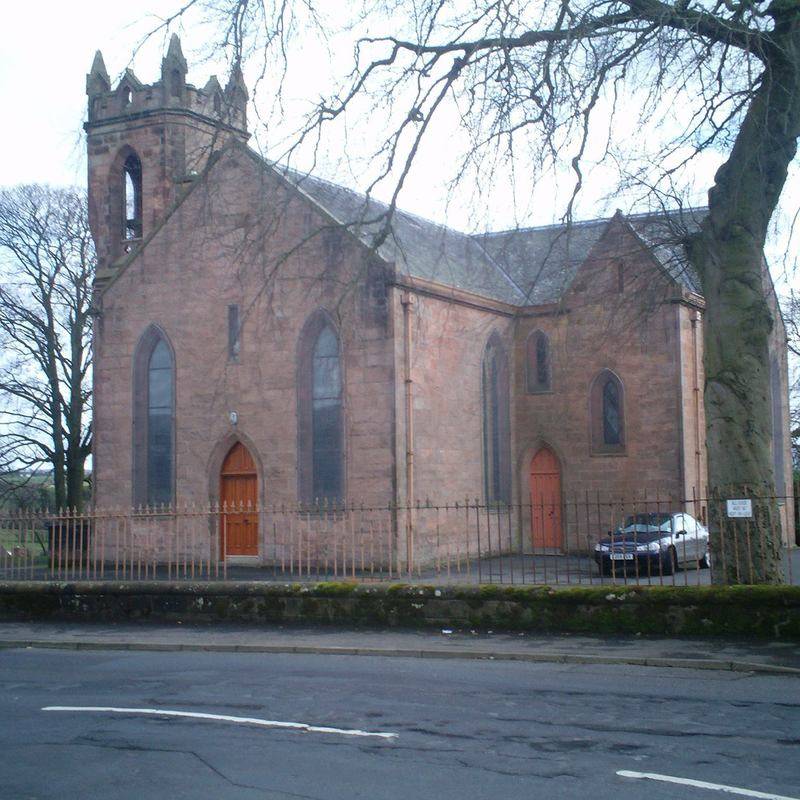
(401, 291, 415, 573)
(691, 310, 703, 518)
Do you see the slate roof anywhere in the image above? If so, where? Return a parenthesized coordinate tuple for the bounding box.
(280, 167, 525, 303)
(473, 220, 608, 305)
(625, 207, 706, 294)
(275, 161, 706, 306)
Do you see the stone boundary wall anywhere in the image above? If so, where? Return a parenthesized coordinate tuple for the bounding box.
(0, 582, 799, 639)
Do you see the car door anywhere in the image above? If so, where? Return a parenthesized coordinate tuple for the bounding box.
(682, 514, 700, 563)
(690, 514, 709, 561)
(673, 514, 693, 565)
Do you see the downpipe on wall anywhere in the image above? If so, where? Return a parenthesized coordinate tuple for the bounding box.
(402, 291, 415, 574)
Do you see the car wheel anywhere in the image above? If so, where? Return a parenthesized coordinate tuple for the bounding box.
(661, 546, 678, 576)
(699, 550, 711, 569)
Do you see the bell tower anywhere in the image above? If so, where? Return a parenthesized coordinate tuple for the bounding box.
(85, 35, 249, 282)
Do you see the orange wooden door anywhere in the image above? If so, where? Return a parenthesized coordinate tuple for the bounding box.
(530, 446, 563, 549)
(220, 442, 258, 557)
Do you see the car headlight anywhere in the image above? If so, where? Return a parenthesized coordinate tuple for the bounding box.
(636, 541, 662, 553)
(594, 542, 607, 552)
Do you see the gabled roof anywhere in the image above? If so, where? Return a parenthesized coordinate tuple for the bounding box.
(276, 158, 707, 306)
(278, 167, 526, 304)
(472, 219, 609, 305)
(624, 208, 705, 294)
(100, 138, 706, 306)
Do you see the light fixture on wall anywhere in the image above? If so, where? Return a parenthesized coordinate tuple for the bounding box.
(229, 411, 238, 426)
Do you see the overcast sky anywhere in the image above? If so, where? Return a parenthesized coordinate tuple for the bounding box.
(1, 2, 182, 187)
(1, 1, 798, 292)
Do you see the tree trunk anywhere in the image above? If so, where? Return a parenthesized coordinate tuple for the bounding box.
(65, 444, 85, 512)
(690, 11, 800, 583)
(694, 232, 783, 583)
(66, 303, 88, 512)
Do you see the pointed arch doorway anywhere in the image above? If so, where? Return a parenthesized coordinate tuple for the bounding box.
(220, 442, 259, 557)
(529, 446, 563, 550)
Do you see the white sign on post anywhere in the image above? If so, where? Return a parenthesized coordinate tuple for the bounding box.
(726, 499, 753, 518)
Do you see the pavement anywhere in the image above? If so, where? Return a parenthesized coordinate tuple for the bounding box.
(1, 620, 799, 675)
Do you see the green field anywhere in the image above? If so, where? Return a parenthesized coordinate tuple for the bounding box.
(0, 526, 49, 562)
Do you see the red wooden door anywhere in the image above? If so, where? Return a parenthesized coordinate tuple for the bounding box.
(220, 442, 258, 557)
(530, 446, 563, 550)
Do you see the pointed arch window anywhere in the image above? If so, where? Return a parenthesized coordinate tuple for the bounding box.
(298, 312, 344, 504)
(526, 330, 551, 393)
(482, 334, 511, 504)
(123, 153, 142, 240)
(133, 328, 175, 506)
(591, 370, 625, 454)
(603, 379, 621, 444)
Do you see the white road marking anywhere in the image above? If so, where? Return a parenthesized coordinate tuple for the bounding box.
(42, 706, 398, 739)
(617, 770, 800, 800)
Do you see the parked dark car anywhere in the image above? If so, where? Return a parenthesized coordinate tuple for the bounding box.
(594, 512, 710, 576)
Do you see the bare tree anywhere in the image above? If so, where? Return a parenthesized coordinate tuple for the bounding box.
(783, 290, 800, 472)
(785, 291, 800, 361)
(0, 185, 94, 511)
(148, 0, 799, 582)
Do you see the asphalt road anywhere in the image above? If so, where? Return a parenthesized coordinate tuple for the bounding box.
(0, 648, 798, 800)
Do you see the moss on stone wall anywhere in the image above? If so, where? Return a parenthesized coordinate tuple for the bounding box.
(0, 581, 798, 639)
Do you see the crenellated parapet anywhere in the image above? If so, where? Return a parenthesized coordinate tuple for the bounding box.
(85, 35, 247, 135)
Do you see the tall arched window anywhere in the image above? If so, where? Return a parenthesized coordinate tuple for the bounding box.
(590, 369, 625, 453)
(133, 327, 175, 506)
(526, 330, 551, 393)
(602, 379, 621, 444)
(123, 153, 142, 240)
(297, 312, 344, 504)
(482, 333, 511, 504)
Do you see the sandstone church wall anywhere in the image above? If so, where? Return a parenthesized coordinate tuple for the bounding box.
(389, 285, 514, 564)
(93, 149, 397, 523)
(764, 268, 796, 545)
(512, 222, 688, 551)
(395, 288, 512, 502)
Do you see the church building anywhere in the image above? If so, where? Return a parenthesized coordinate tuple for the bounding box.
(86, 37, 794, 563)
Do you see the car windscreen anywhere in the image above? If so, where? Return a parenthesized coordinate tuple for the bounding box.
(622, 513, 671, 531)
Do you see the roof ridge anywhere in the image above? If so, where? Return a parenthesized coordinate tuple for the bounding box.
(273, 157, 708, 240)
(625, 205, 708, 221)
(478, 216, 612, 238)
(476, 205, 709, 239)
(262, 150, 703, 302)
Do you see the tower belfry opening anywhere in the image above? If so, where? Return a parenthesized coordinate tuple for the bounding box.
(123, 153, 142, 240)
